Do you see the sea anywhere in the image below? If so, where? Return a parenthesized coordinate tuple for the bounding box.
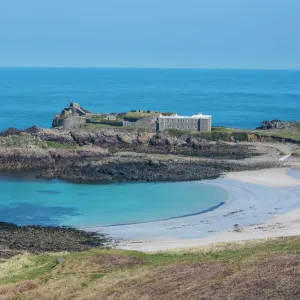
(0, 68, 300, 130)
(0, 68, 299, 228)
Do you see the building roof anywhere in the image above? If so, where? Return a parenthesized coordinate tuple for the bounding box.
(158, 113, 212, 120)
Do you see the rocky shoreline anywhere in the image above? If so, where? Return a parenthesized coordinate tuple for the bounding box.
(0, 221, 110, 259)
(0, 125, 292, 183)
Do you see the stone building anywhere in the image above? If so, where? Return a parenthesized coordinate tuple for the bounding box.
(158, 113, 212, 132)
(52, 103, 92, 128)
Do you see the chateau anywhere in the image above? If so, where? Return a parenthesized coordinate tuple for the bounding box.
(52, 103, 212, 132)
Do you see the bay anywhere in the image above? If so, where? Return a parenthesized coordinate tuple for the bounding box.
(0, 178, 227, 227)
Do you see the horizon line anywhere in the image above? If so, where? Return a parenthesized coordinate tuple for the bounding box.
(0, 66, 300, 71)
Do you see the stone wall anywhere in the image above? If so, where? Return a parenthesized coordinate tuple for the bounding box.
(135, 118, 157, 132)
(200, 118, 212, 132)
(61, 116, 87, 129)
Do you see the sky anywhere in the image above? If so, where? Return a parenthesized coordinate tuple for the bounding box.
(0, 0, 300, 69)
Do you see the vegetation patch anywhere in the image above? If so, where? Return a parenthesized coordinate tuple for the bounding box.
(0, 135, 47, 149)
(212, 126, 238, 132)
(166, 128, 249, 142)
(124, 111, 159, 121)
(0, 253, 59, 284)
(3, 237, 300, 299)
(254, 130, 300, 142)
(291, 150, 300, 157)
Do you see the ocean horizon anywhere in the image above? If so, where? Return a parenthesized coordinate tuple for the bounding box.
(1, 67, 299, 130)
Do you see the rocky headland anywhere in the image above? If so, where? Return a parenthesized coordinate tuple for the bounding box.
(0, 123, 298, 182)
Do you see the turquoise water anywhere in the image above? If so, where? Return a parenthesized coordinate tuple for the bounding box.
(0, 178, 227, 227)
(0, 68, 300, 130)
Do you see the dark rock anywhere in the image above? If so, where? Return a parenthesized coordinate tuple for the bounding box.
(0, 126, 278, 183)
(0, 221, 110, 258)
(0, 127, 22, 136)
(24, 126, 42, 134)
(257, 120, 299, 130)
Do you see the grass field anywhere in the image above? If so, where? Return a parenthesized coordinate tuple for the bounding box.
(2, 236, 300, 299)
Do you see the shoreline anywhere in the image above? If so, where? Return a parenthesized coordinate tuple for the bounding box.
(91, 167, 300, 251)
(95, 201, 226, 228)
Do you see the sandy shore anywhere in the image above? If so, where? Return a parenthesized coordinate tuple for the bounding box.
(90, 168, 300, 251)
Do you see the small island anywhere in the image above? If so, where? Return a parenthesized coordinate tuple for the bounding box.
(0, 103, 299, 183)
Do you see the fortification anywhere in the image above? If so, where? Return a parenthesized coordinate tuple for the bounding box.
(52, 103, 212, 132)
(158, 113, 212, 132)
(52, 102, 92, 129)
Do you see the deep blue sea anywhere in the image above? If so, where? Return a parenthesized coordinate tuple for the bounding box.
(0, 68, 299, 228)
(0, 68, 299, 130)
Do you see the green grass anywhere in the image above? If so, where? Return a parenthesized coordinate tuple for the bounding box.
(212, 126, 239, 132)
(124, 112, 158, 120)
(3, 237, 300, 299)
(254, 130, 300, 142)
(0, 253, 59, 284)
(3, 236, 300, 285)
(166, 128, 249, 142)
(82, 124, 137, 132)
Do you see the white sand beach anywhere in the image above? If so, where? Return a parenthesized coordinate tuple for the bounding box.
(90, 168, 300, 251)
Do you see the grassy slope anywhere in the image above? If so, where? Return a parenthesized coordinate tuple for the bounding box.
(3, 237, 300, 299)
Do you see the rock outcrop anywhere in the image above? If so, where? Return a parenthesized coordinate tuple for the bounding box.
(257, 120, 300, 130)
(0, 126, 282, 183)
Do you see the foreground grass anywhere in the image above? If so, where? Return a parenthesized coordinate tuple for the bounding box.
(3, 236, 300, 299)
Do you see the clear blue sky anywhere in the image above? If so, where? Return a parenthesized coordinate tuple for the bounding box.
(0, 0, 299, 69)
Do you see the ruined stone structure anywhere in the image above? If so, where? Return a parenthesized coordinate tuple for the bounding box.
(52, 103, 92, 129)
(158, 113, 212, 132)
(135, 117, 157, 132)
